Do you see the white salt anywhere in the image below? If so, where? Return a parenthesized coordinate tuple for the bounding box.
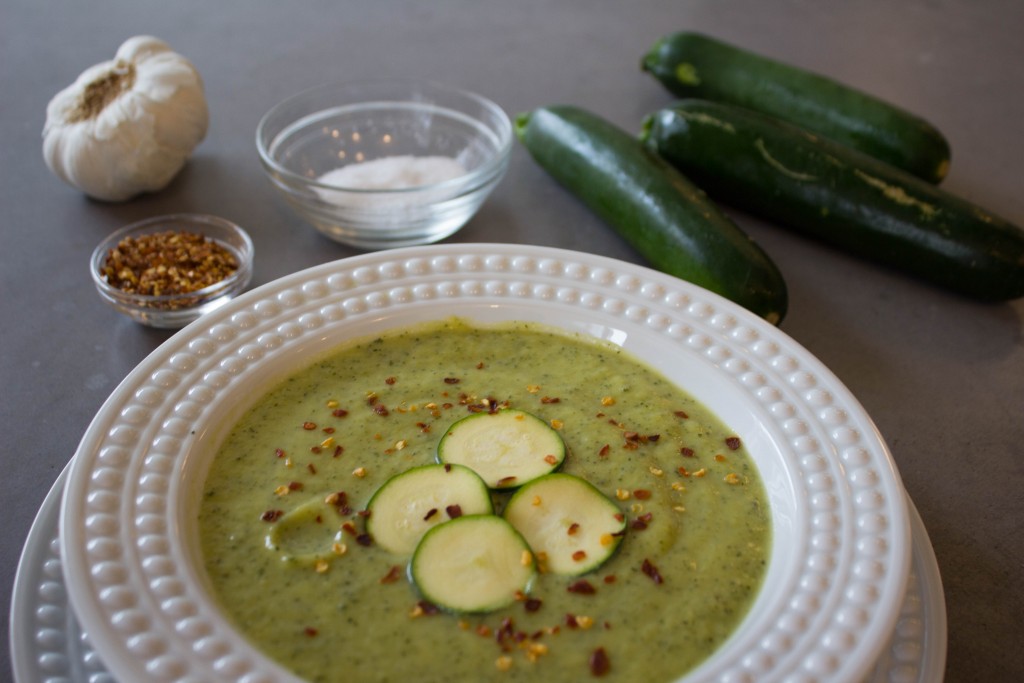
(318, 155, 466, 191)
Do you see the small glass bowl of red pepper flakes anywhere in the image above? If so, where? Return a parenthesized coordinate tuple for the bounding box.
(91, 214, 254, 328)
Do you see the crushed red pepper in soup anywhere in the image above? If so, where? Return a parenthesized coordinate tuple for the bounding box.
(198, 319, 771, 682)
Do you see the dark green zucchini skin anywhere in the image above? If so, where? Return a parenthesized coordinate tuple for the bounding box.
(515, 105, 787, 324)
(641, 100, 1024, 301)
(641, 32, 951, 184)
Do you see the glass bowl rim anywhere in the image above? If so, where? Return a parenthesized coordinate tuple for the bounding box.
(254, 78, 514, 197)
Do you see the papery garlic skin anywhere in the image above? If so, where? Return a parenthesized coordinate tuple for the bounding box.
(42, 36, 209, 202)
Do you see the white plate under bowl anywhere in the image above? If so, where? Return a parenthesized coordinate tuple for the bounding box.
(59, 244, 912, 683)
(11, 467, 946, 683)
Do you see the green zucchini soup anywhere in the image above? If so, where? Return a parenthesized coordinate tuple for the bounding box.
(198, 319, 771, 682)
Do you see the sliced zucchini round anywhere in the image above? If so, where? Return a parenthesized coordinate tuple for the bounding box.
(366, 463, 493, 556)
(437, 409, 565, 489)
(410, 515, 536, 613)
(503, 473, 626, 576)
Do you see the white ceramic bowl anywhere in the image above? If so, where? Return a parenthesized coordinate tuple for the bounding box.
(61, 244, 911, 682)
(256, 80, 512, 250)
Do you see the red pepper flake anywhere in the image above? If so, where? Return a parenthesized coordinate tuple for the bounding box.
(287, 481, 303, 491)
(380, 565, 401, 584)
(274, 448, 286, 458)
(567, 579, 596, 595)
(418, 600, 441, 616)
(641, 558, 664, 585)
(674, 410, 689, 419)
(648, 434, 661, 442)
(333, 445, 344, 458)
(443, 463, 452, 472)
(446, 504, 463, 519)
(302, 421, 317, 430)
(680, 447, 695, 457)
(572, 550, 587, 562)
(565, 613, 579, 629)
(624, 431, 639, 442)
(356, 533, 373, 547)
(341, 522, 358, 536)
(494, 618, 526, 651)
(385, 376, 397, 385)
(725, 436, 743, 450)
(332, 408, 349, 418)
(631, 513, 653, 531)
(310, 445, 322, 454)
(101, 230, 239, 298)
(567, 523, 580, 536)
(544, 454, 559, 465)
(497, 476, 518, 487)
(374, 404, 389, 417)
(416, 421, 431, 433)
(677, 466, 690, 477)
(423, 508, 438, 521)
(540, 396, 561, 404)
(304, 627, 318, 637)
(633, 489, 652, 500)
(326, 491, 350, 513)
(603, 575, 617, 584)
(443, 377, 461, 384)
(499, 628, 532, 653)
(467, 397, 506, 414)
(598, 444, 611, 457)
(307, 463, 317, 475)
(524, 597, 543, 612)
(589, 647, 611, 677)
(321, 426, 335, 434)
(496, 617, 515, 637)
(261, 509, 283, 522)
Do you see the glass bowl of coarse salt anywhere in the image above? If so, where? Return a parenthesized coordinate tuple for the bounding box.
(256, 79, 513, 249)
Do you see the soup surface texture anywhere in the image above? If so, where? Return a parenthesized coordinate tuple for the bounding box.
(198, 319, 771, 682)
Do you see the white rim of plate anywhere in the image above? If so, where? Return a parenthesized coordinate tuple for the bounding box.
(60, 243, 912, 683)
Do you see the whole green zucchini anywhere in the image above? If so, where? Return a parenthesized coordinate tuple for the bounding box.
(515, 105, 788, 323)
(641, 32, 951, 183)
(641, 99, 1024, 301)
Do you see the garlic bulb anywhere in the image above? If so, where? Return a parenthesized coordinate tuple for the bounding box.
(42, 36, 209, 202)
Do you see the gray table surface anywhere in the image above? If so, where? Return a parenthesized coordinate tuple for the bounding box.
(3, 1, 1022, 681)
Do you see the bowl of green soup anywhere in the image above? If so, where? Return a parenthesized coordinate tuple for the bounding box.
(60, 244, 914, 682)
